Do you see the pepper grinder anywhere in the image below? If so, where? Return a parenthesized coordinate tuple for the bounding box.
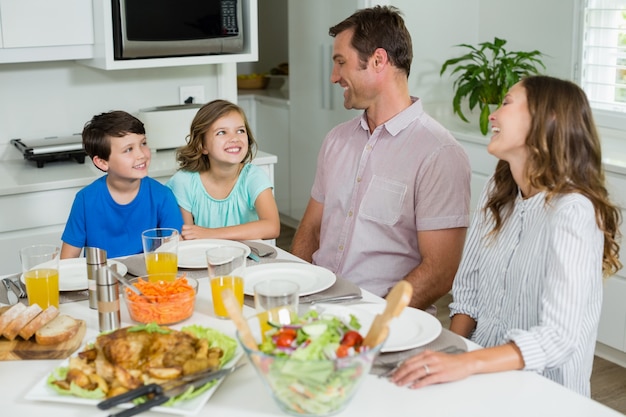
(86, 247, 121, 331)
(85, 247, 106, 310)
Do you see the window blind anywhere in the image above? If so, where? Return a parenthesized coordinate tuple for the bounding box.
(581, 0, 626, 117)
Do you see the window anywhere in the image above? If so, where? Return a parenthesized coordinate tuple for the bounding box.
(580, 0, 626, 130)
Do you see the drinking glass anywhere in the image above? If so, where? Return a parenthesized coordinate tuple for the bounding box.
(141, 228, 179, 282)
(207, 246, 246, 319)
(20, 244, 60, 308)
(254, 279, 299, 339)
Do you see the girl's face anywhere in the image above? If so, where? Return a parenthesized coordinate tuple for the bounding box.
(202, 111, 249, 165)
(487, 82, 532, 166)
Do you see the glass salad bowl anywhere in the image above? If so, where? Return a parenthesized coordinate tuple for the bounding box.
(236, 310, 385, 416)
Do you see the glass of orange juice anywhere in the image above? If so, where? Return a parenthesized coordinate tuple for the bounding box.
(141, 228, 179, 282)
(19, 244, 60, 309)
(207, 246, 246, 319)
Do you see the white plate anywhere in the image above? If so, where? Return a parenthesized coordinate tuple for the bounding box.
(24, 346, 242, 416)
(320, 303, 442, 353)
(20, 258, 128, 292)
(243, 262, 336, 296)
(178, 239, 251, 269)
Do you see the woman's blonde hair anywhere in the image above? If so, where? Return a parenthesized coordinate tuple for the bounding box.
(175, 99, 257, 172)
(485, 75, 621, 277)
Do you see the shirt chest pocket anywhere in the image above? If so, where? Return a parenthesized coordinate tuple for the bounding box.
(359, 175, 407, 225)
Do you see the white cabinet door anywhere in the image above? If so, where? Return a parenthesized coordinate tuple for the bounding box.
(597, 276, 626, 351)
(256, 97, 290, 215)
(287, 0, 362, 221)
(0, 0, 93, 48)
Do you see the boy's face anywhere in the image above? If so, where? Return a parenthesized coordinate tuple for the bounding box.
(98, 133, 151, 180)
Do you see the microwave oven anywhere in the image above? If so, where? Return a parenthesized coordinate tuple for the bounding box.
(112, 0, 245, 60)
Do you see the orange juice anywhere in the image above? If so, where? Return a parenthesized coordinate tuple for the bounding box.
(24, 268, 59, 308)
(210, 276, 244, 318)
(145, 252, 178, 281)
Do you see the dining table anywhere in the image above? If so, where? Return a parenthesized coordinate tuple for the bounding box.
(0, 244, 623, 417)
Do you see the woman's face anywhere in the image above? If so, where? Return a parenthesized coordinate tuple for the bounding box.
(487, 82, 532, 166)
(201, 111, 249, 165)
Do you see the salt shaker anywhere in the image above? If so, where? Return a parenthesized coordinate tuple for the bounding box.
(85, 247, 106, 310)
(86, 247, 121, 331)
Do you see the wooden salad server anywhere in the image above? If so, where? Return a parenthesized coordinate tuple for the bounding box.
(362, 280, 413, 348)
(222, 288, 259, 352)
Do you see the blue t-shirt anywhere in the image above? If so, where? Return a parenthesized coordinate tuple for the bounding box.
(165, 163, 272, 228)
(62, 176, 183, 258)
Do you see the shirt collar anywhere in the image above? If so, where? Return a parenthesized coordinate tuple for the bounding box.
(358, 96, 422, 136)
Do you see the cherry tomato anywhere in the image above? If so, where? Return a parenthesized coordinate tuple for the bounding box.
(274, 328, 297, 347)
(336, 344, 350, 358)
(341, 331, 363, 348)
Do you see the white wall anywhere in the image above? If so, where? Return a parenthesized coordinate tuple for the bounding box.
(0, 62, 221, 160)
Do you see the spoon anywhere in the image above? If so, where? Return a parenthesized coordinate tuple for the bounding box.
(222, 288, 258, 352)
(106, 266, 154, 303)
(362, 280, 413, 349)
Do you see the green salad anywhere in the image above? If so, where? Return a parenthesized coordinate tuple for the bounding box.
(254, 310, 376, 415)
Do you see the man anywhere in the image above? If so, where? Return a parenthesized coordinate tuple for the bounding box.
(290, 6, 471, 310)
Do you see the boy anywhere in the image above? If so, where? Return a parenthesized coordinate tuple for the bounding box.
(61, 111, 183, 258)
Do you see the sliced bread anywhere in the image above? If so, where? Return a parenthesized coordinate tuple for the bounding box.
(0, 303, 27, 334)
(19, 305, 59, 340)
(2, 303, 42, 341)
(35, 314, 80, 346)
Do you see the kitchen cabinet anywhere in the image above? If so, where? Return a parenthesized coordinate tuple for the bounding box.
(287, 1, 362, 221)
(0, 0, 93, 63)
(80, 0, 258, 70)
(238, 92, 290, 217)
(254, 96, 290, 216)
(0, 150, 277, 275)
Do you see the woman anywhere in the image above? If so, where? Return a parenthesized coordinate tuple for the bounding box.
(391, 75, 621, 396)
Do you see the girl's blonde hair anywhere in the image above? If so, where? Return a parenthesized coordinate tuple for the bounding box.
(175, 99, 257, 172)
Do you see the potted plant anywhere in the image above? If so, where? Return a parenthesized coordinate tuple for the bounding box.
(440, 37, 545, 135)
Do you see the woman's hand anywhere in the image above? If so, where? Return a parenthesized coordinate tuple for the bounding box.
(390, 350, 475, 389)
(391, 343, 524, 389)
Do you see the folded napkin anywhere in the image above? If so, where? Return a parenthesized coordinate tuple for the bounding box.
(241, 240, 278, 259)
(370, 328, 468, 376)
(243, 273, 361, 308)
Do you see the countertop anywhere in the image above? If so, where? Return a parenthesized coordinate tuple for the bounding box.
(0, 149, 277, 197)
(424, 104, 626, 176)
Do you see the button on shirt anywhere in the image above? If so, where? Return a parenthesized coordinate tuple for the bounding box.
(310, 97, 471, 296)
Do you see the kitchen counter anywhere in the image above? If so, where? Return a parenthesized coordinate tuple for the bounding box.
(0, 149, 278, 275)
(0, 149, 277, 197)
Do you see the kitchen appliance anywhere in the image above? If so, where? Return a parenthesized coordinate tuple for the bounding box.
(138, 104, 201, 151)
(10, 135, 86, 168)
(112, 0, 245, 60)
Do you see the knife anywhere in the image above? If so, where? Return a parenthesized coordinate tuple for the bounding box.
(2, 278, 18, 305)
(299, 294, 363, 305)
(98, 364, 245, 417)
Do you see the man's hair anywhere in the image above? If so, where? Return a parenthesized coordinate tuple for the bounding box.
(329, 5, 413, 76)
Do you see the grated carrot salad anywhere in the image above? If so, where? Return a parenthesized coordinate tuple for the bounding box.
(125, 275, 196, 325)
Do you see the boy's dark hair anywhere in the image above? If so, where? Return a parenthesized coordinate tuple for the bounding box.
(82, 110, 145, 160)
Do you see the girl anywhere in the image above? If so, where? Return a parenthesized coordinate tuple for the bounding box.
(391, 76, 621, 396)
(166, 99, 280, 240)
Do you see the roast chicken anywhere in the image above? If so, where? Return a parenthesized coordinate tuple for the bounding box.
(52, 326, 223, 397)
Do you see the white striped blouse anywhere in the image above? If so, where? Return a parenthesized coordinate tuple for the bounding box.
(450, 182, 603, 397)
